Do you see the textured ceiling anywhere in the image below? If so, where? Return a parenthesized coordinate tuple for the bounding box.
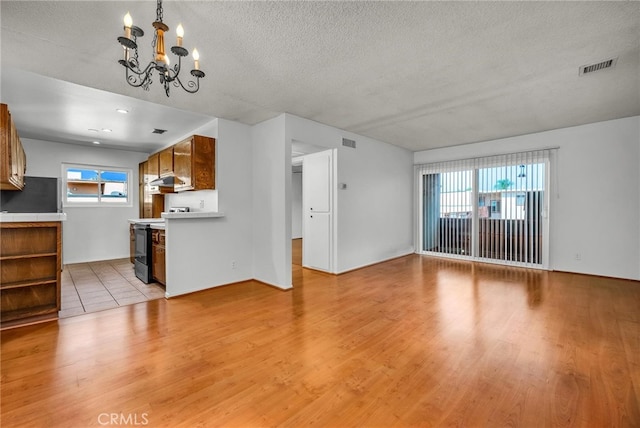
(1, 1, 639, 153)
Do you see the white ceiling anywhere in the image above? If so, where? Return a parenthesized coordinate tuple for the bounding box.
(1, 1, 639, 154)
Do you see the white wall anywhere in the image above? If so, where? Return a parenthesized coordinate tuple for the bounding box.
(21, 138, 147, 264)
(165, 118, 254, 296)
(285, 114, 415, 273)
(414, 116, 640, 281)
(291, 170, 302, 239)
(165, 190, 218, 213)
(251, 114, 292, 289)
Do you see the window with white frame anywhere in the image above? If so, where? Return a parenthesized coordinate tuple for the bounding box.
(62, 163, 131, 206)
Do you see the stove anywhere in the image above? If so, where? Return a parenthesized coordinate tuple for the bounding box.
(169, 207, 190, 213)
(134, 222, 154, 283)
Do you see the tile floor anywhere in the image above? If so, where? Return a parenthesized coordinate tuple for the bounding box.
(60, 259, 166, 318)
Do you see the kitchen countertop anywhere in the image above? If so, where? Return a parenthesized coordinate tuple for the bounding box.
(127, 218, 165, 224)
(127, 212, 224, 227)
(0, 213, 67, 222)
(161, 211, 225, 219)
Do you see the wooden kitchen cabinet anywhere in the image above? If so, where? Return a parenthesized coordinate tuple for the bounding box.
(159, 147, 174, 177)
(146, 134, 214, 194)
(151, 195, 164, 218)
(139, 159, 164, 218)
(147, 152, 160, 196)
(151, 229, 166, 285)
(0, 104, 26, 191)
(173, 135, 215, 192)
(139, 161, 147, 218)
(0, 222, 62, 329)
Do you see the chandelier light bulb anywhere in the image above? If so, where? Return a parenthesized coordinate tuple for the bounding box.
(176, 24, 184, 47)
(123, 12, 133, 39)
(192, 48, 200, 70)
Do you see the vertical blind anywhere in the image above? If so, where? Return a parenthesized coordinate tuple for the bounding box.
(417, 149, 554, 268)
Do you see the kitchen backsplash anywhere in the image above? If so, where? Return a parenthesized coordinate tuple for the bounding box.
(164, 189, 218, 212)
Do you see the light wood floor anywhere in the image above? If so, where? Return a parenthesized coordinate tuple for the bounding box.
(2, 255, 638, 427)
(292, 238, 302, 266)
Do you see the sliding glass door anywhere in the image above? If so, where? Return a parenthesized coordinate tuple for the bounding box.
(422, 170, 473, 256)
(418, 150, 551, 268)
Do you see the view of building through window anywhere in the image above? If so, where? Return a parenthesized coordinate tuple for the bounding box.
(439, 163, 545, 220)
(64, 165, 129, 205)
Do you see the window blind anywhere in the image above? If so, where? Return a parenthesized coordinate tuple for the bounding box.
(417, 149, 555, 268)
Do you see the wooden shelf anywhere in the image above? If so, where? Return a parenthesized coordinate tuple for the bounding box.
(1, 304, 58, 323)
(0, 252, 57, 261)
(1, 278, 57, 290)
(1, 222, 61, 329)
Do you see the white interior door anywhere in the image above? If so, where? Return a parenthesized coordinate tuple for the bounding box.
(303, 150, 333, 271)
(305, 151, 331, 212)
(304, 212, 331, 271)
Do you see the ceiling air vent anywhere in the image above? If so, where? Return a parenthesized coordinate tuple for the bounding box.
(579, 57, 617, 76)
(152, 128, 167, 134)
(342, 137, 356, 149)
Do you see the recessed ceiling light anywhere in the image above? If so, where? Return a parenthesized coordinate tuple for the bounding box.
(102, 128, 112, 133)
(116, 108, 129, 114)
(92, 141, 101, 145)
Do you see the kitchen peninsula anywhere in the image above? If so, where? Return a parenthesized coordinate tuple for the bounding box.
(130, 211, 226, 298)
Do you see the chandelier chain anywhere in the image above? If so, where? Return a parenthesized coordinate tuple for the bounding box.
(156, 0, 163, 23)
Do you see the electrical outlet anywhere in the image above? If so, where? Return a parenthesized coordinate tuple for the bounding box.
(575, 253, 581, 261)
(231, 260, 237, 269)
(199, 200, 205, 209)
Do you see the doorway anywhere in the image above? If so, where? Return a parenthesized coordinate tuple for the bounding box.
(291, 142, 335, 284)
(292, 163, 303, 267)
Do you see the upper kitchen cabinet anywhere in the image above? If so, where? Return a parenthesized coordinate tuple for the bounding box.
(147, 152, 160, 195)
(173, 136, 215, 192)
(145, 135, 215, 194)
(139, 161, 153, 218)
(0, 104, 26, 191)
(139, 158, 164, 217)
(159, 146, 174, 177)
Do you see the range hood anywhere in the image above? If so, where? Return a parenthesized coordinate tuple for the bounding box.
(150, 175, 183, 187)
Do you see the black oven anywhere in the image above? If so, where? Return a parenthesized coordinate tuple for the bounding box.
(134, 223, 153, 283)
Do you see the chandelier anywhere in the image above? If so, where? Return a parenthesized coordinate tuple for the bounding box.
(117, 0, 204, 97)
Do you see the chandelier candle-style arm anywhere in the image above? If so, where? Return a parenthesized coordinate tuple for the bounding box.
(116, 0, 204, 97)
(122, 60, 157, 90)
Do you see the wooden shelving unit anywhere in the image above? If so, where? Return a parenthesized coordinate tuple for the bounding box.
(1, 222, 62, 329)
